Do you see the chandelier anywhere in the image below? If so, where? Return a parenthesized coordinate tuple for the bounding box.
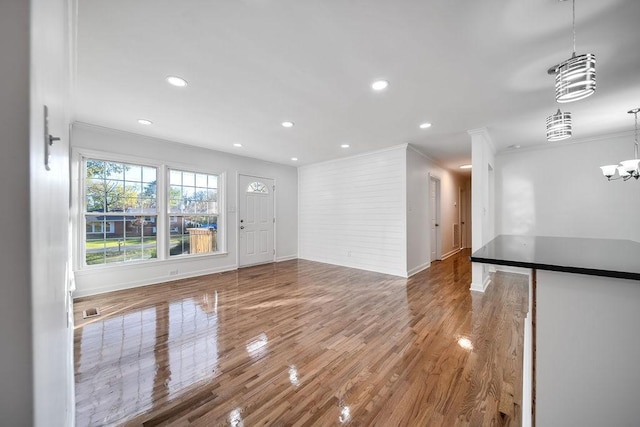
(599, 108, 640, 181)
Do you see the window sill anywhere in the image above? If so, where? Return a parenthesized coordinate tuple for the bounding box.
(77, 251, 229, 272)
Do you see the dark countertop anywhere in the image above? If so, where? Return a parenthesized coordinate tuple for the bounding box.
(470, 235, 640, 281)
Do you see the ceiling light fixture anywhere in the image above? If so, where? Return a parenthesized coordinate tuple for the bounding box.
(291, 157, 298, 161)
(166, 76, 188, 87)
(548, 0, 595, 103)
(371, 80, 389, 91)
(600, 108, 640, 181)
(282, 121, 294, 128)
(233, 143, 242, 147)
(419, 123, 432, 129)
(137, 119, 152, 125)
(546, 109, 572, 141)
(341, 144, 350, 148)
(459, 164, 472, 169)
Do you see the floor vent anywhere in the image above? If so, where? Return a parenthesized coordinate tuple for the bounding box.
(83, 307, 100, 319)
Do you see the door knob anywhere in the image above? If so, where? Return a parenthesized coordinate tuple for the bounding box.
(240, 219, 244, 223)
(240, 226, 244, 229)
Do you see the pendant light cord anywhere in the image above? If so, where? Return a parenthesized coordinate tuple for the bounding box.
(635, 111, 639, 159)
(572, 0, 576, 55)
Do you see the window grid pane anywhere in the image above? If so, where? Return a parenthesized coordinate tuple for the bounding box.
(168, 169, 219, 258)
(84, 158, 158, 266)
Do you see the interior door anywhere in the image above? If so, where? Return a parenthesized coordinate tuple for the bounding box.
(430, 177, 440, 261)
(238, 174, 274, 267)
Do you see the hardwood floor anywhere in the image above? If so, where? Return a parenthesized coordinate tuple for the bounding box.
(74, 250, 528, 426)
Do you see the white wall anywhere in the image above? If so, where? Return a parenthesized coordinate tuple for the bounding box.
(71, 124, 298, 296)
(298, 145, 407, 276)
(0, 0, 73, 425)
(406, 146, 469, 275)
(496, 133, 640, 242)
(0, 1, 34, 423)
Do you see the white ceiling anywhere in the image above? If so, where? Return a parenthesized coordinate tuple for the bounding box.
(75, 0, 640, 169)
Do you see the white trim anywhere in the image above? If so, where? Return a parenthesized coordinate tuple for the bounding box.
(298, 143, 408, 170)
(298, 256, 407, 278)
(470, 274, 491, 292)
(407, 144, 454, 173)
(73, 121, 292, 168)
(72, 263, 238, 298)
(407, 261, 430, 277)
(276, 254, 298, 262)
(497, 129, 635, 157)
(441, 248, 461, 261)
(494, 265, 531, 276)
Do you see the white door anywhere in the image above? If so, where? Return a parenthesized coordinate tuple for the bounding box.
(238, 175, 274, 267)
(430, 177, 441, 261)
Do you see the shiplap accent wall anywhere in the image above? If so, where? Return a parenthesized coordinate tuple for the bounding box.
(298, 145, 407, 276)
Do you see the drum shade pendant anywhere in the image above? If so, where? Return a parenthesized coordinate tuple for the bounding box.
(549, 0, 596, 103)
(546, 109, 572, 141)
(599, 108, 640, 181)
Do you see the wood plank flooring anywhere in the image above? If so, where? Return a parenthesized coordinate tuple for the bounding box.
(74, 250, 528, 426)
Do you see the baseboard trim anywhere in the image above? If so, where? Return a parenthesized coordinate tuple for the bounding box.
(494, 265, 531, 276)
(470, 275, 491, 293)
(276, 254, 298, 262)
(407, 261, 431, 277)
(441, 248, 462, 261)
(297, 256, 407, 278)
(73, 264, 238, 298)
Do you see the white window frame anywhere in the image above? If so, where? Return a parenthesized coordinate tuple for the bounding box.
(166, 167, 224, 259)
(71, 148, 226, 271)
(79, 154, 161, 268)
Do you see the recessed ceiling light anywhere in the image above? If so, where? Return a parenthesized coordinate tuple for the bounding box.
(166, 76, 188, 87)
(137, 119, 152, 125)
(233, 143, 242, 147)
(341, 144, 350, 148)
(282, 121, 295, 128)
(371, 80, 389, 91)
(459, 164, 472, 169)
(291, 157, 298, 161)
(419, 122, 432, 129)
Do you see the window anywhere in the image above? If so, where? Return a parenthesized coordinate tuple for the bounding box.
(86, 221, 115, 234)
(246, 181, 268, 193)
(168, 169, 219, 256)
(84, 159, 158, 265)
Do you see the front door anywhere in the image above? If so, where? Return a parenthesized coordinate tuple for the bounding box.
(238, 174, 274, 267)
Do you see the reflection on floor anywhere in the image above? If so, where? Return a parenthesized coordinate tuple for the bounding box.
(73, 250, 528, 426)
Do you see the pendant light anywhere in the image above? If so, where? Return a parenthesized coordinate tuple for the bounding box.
(549, 0, 596, 103)
(546, 109, 572, 141)
(599, 108, 640, 181)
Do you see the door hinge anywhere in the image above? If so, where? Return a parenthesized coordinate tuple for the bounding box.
(273, 217, 275, 223)
(273, 249, 275, 255)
